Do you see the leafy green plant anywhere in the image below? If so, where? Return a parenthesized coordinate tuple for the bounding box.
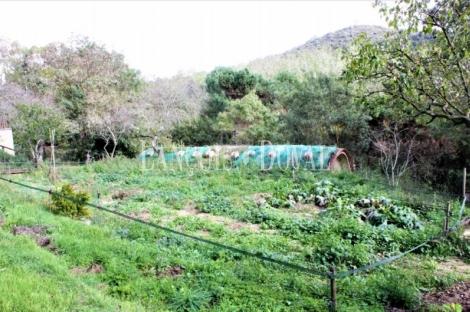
(167, 287, 212, 312)
(442, 303, 463, 312)
(196, 194, 234, 215)
(367, 204, 423, 229)
(50, 183, 91, 219)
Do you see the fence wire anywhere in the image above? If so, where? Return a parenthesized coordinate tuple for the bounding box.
(0, 176, 467, 281)
(0, 176, 329, 278)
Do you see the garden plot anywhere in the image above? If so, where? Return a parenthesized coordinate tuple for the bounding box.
(0, 161, 469, 311)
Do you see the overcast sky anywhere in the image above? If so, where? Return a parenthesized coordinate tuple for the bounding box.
(0, 1, 389, 79)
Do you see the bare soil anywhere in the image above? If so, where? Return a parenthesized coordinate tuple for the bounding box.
(157, 266, 184, 279)
(12, 224, 59, 252)
(294, 203, 324, 214)
(86, 263, 105, 273)
(227, 221, 261, 231)
(111, 189, 143, 200)
(252, 193, 272, 207)
(462, 228, 470, 240)
(80, 218, 92, 226)
(421, 281, 470, 310)
(162, 202, 261, 232)
(35, 236, 52, 247)
(437, 258, 470, 275)
(12, 225, 46, 236)
(70, 263, 105, 275)
(126, 210, 152, 222)
(251, 192, 324, 215)
(387, 258, 470, 311)
(198, 229, 211, 235)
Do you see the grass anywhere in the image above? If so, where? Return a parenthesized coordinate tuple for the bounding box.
(0, 158, 468, 311)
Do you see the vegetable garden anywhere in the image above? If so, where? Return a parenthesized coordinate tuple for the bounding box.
(0, 158, 469, 311)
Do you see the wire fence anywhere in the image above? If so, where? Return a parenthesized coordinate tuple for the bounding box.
(0, 175, 467, 311)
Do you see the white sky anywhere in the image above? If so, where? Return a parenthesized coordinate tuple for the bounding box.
(0, 1, 389, 79)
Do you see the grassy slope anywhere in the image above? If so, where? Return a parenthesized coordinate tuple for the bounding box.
(0, 159, 468, 311)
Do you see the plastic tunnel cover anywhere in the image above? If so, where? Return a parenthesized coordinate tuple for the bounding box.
(138, 145, 354, 172)
(328, 148, 354, 172)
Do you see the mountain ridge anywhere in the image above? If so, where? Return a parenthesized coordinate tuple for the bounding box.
(231, 25, 393, 78)
(286, 25, 391, 55)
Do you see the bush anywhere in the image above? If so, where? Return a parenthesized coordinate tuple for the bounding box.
(50, 183, 91, 219)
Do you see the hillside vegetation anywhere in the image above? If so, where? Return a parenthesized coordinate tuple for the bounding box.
(234, 25, 390, 79)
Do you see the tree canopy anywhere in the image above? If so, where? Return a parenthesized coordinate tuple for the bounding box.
(1, 36, 144, 159)
(342, 0, 470, 127)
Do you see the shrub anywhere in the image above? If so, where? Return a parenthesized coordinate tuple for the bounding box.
(50, 183, 91, 219)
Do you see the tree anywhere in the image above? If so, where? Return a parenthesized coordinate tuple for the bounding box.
(135, 74, 207, 148)
(0, 82, 47, 119)
(215, 91, 280, 145)
(0, 82, 68, 162)
(171, 116, 220, 146)
(236, 47, 344, 80)
(11, 102, 67, 164)
(204, 67, 273, 117)
(342, 0, 470, 127)
(2, 36, 144, 159)
(275, 71, 370, 155)
(206, 67, 258, 100)
(90, 104, 137, 159)
(372, 121, 417, 187)
(5, 36, 142, 131)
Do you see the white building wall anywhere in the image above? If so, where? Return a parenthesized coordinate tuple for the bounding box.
(0, 128, 15, 156)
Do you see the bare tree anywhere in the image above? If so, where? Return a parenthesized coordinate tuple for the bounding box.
(90, 104, 137, 159)
(372, 122, 417, 187)
(136, 74, 207, 147)
(0, 82, 52, 118)
(0, 82, 65, 163)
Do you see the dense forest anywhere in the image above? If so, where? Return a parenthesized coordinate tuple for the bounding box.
(0, 0, 469, 192)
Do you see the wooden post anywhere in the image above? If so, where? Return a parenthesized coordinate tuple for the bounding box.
(329, 266, 337, 311)
(49, 129, 57, 183)
(443, 201, 451, 235)
(463, 168, 467, 200)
